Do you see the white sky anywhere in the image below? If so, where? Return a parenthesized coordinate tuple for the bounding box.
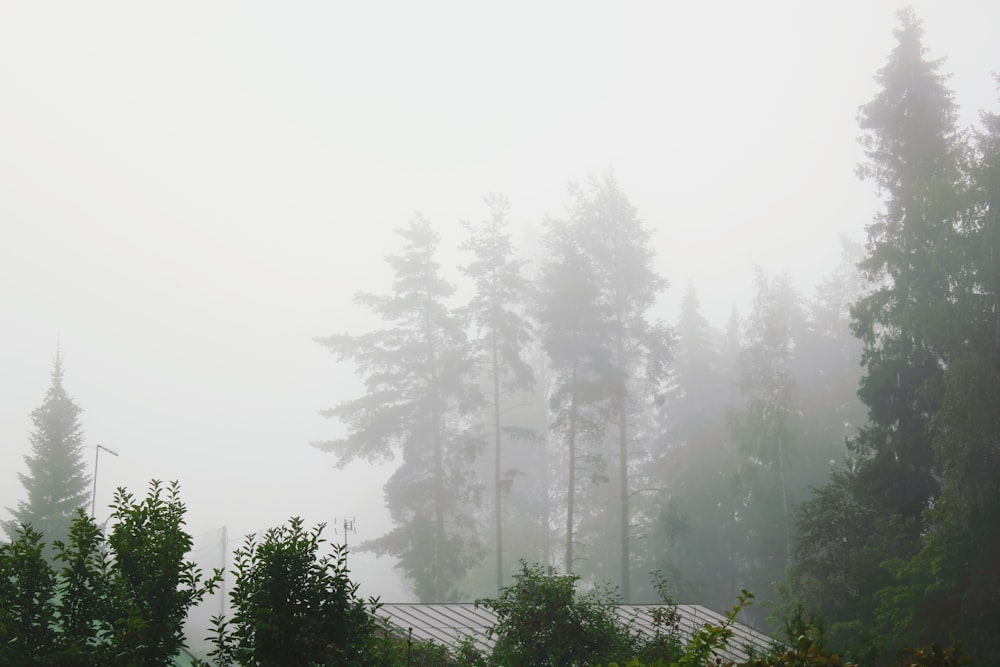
(1, 2, 998, 603)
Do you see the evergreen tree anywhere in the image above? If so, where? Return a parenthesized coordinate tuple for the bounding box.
(729, 270, 802, 609)
(646, 285, 735, 605)
(535, 210, 610, 577)
(4, 353, 90, 553)
(568, 172, 669, 601)
(460, 193, 536, 593)
(789, 10, 966, 656)
(879, 80, 1000, 662)
(314, 215, 482, 602)
(795, 237, 868, 488)
(850, 6, 961, 522)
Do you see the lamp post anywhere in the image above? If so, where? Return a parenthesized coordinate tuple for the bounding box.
(91, 444, 119, 518)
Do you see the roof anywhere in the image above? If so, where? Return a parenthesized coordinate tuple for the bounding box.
(375, 603, 776, 663)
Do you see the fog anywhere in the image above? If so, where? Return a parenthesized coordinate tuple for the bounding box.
(2, 1, 998, 610)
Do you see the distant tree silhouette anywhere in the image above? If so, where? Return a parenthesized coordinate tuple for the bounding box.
(4, 352, 90, 555)
(314, 215, 483, 602)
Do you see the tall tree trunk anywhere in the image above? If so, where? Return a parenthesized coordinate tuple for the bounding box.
(777, 431, 790, 563)
(565, 362, 578, 575)
(619, 388, 630, 602)
(492, 328, 504, 593)
(427, 320, 446, 602)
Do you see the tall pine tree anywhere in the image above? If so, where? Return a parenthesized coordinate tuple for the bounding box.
(4, 353, 90, 554)
(572, 173, 669, 602)
(314, 215, 482, 602)
(536, 211, 609, 577)
(460, 193, 535, 592)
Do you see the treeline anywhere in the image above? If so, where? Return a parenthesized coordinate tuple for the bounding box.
(0, 489, 971, 666)
(315, 7, 1000, 663)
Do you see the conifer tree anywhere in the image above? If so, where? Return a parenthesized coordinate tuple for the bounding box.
(536, 212, 609, 577)
(572, 173, 669, 602)
(851, 6, 961, 521)
(4, 353, 90, 553)
(460, 193, 535, 593)
(314, 215, 482, 602)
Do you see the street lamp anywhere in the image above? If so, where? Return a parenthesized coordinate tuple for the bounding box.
(91, 444, 119, 518)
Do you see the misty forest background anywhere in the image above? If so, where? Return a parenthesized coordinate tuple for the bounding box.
(311, 9, 1000, 657)
(315, 10, 1000, 656)
(5, 7, 1000, 662)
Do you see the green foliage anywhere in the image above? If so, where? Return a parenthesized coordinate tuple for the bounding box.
(784, 10, 1000, 664)
(208, 517, 379, 666)
(51, 507, 114, 662)
(675, 589, 754, 667)
(105, 480, 221, 665)
(0, 481, 218, 666)
(477, 560, 638, 667)
(0, 522, 58, 663)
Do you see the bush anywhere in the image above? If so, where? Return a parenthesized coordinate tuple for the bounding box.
(477, 560, 637, 667)
(207, 517, 380, 666)
(0, 480, 220, 666)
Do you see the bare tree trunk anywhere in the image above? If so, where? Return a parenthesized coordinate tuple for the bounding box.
(615, 314, 631, 601)
(492, 328, 504, 593)
(565, 363, 578, 575)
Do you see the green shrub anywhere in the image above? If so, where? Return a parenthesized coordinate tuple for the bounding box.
(477, 560, 637, 666)
(207, 517, 379, 666)
(0, 481, 219, 666)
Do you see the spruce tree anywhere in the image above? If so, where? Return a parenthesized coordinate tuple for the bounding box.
(4, 353, 90, 552)
(851, 6, 961, 521)
(789, 9, 965, 655)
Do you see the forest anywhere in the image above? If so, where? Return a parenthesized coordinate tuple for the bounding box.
(312, 8, 1000, 662)
(3, 7, 999, 666)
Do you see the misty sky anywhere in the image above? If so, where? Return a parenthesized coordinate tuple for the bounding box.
(2, 2, 998, 601)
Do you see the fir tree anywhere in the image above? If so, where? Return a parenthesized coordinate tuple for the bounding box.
(4, 353, 91, 553)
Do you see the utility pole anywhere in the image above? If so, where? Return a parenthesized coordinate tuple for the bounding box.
(219, 526, 228, 618)
(91, 444, 119, 518)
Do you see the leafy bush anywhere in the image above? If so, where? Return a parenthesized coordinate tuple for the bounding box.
(0, 480, 220, 666)
(0, 522, 58, 663)
(207, 517, 380, 666)
(477, 560, 638, 666)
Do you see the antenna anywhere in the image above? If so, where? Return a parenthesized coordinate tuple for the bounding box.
(337, 516, 357, 547)
(91, 444, 119, 518)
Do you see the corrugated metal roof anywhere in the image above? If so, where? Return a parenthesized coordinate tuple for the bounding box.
(376, 603, 776, 662)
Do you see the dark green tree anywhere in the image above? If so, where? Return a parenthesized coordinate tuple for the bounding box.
(789, 9, 966, 658)
(460, 193, 536, 593)
(4, 353, 90, 554)
(314, 215, 483, 602)
(850, 6, 961, 523)
(872, 80, 1000, 663)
